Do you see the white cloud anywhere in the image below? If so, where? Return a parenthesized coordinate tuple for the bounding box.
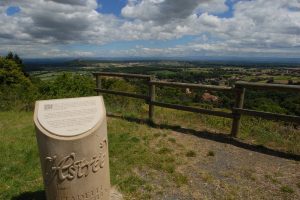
(0, 0, 299, 58)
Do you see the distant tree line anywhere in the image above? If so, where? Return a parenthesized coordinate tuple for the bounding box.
(0, 52, 299, 116)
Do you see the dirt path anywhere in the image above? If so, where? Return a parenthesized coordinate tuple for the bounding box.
(147, 128, 300, 199)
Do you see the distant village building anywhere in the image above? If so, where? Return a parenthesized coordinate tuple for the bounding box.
(185, 88, 192, 95)
(202, 92, 219, 102)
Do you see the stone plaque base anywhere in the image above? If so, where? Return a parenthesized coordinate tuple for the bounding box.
(34, 96, 112, 200)
(110, 187, 123, 200)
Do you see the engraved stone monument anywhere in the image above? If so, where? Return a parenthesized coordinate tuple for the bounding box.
(34, 96, 111, 200)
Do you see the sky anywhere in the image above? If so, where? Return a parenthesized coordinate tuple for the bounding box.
(0, 0, 300, 59)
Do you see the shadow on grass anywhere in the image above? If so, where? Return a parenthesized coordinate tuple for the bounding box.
(11, 190, 45, 200)
(107, 113, 300, 161)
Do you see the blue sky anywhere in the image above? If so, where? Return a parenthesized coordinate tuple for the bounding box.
(96, 0, 128, 16)
(1, 0, 300, 59)
(5, 6, 21, 16)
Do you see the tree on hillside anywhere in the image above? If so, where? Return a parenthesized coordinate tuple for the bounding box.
(0, 57, 29, 85)
(13, 54, 23, 65)
(5, 51, 14, 60)
(0, 54, 37, 111)
(5, 51, 23, 67)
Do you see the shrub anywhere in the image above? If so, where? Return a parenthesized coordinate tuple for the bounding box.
(38, 73, 94, 99)
(0, 57, 37, 111)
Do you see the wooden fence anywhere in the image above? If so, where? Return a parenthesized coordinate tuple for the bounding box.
(93, 72, 300, 137)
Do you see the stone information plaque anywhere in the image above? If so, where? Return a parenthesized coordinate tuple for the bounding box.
(34, 96, 111, 200)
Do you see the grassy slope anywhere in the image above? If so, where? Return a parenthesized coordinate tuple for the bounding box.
(108, 101, 300, 155)
(154, 107, 300, 154)
(0, 107, 299, 199)
(0, 112, 187, 199)
(0, 112, 43, 199)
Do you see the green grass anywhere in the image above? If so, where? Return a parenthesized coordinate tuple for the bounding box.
(0, 112, 43, 199)
(106, 98, 299, 154)
(207, 151, 215, 157)
(0, 112, 186, 199)
(186, 150, 196, 157)
(152, 106, 300, 154)
(1, 104, 299, 199)
(280, 186, 294, 194)
(167, 137, 176, 143)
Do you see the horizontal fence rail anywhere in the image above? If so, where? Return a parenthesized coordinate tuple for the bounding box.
(93, 72, 300, 137)
(150, 80, 232, 92)
(235, 81, 300, 92)
(93, 72, 152, 79)
(233, 108, 300, 124)
(152, 101, 233, 118)
(94, 88, 149, 100)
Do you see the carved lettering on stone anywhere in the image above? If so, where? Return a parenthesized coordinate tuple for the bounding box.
(45, 139, 107, 183)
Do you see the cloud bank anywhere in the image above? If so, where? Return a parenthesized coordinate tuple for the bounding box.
(0, 0, 299, 58)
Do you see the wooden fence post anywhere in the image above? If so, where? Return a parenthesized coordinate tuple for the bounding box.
(149, 76, 155, 123)
(231, 86, 245, 137)
(96, 75, 101, 95)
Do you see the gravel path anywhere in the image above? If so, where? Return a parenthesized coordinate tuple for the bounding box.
(152, 128, 300, 200)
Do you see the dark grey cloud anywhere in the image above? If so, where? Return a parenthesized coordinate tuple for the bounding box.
(152, 0, 204, 24)
(122, 0, 207, 24)
(0, 0, 100, 44)
(0, 33, 14, 39)
(26, 10, 91, 42)
(46, 0, 88, 6)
